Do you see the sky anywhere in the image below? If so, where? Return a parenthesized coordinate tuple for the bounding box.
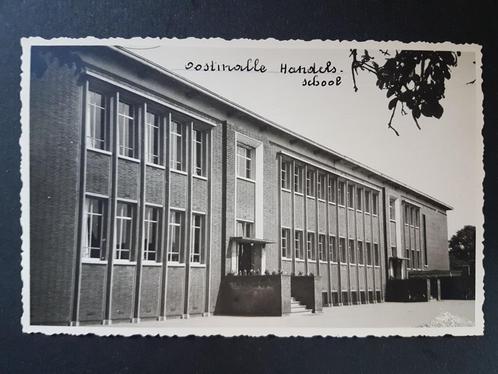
(128, 39, 482, 239)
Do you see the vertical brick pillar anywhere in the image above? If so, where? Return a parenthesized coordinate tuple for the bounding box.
(70, 80, 88, 326)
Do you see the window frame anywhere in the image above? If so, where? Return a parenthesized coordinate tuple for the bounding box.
(307, 232, 316, 261)
(115, 201, 136, 262)
(281, 160, 292, 190)
(236, 143, 255, 180)
(87, 89, 109, 151)
(306, 169, 316, 197)
(337, 181, 346, 206)
(318, 234, 326, 261)
(168, 210, 185, 263)
(294, 165, 304, 194)
(117, 99, 139, 159)
(328, 177, 336, 203)
(317, 174, 326, 200)
(170, 119, 187, 172)
(357, 240, 364, 265)
(192, 128, 208, 177)
(191, 213, 205, 264)
(143, 206, 161, 262)
(295, 230, 304, 260)
(347, 184, 355, 209)
(339, 237, 346, 263)
(281, 227, 291, 259)
(348, 238, 356, 264)
(83, 196, 107, 261)
(145, 111, 163, 166)
(329, 236, 337, 263)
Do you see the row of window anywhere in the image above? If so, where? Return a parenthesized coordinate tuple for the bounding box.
(281, 228, 380, 266)
(281, 160, 379, 214)
(83, 197, 206, 264)
(87, 90, 208, 176)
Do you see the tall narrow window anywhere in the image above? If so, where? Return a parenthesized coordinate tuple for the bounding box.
(294, 165, 304, 193)
(87, 91, 107, 150)
(306, 170, 315, 197)
(281, 161, 291, 190)
(348, 239, 355, 263)
(318, 234, 326, 261)
(144, 206, 160, 261)
(317, 174, 326, 200)
(347, 184, 354, 208)
(115, 202, 135, 261)
(338, 181, 346, 206)
(170, 120, 187, 171)
(192, 129, 207, 177)
(295, 231, 304, 260)
(168, 210, 185, 263)
(191, 214, 205, 263)
(356, 188, 363, 211)
(374, 243, 380, 266)
(145, 112, 162, 165)
(84, 197, 106, 260)
(365, 191, 371, 213)
(237, 144, 254, 179)
(372, 193, 378, 215)
(358, 241, 364, 265)
(389, 197, 396, 221)
(328, 177, 336, 203)
(118, 101, 137, 158)
(339, 237, 346, 263)
(281, 228, 290, 258)
(237, 220, 254, 238)
(366, 242, 372, 265)
(329, 236, 337, 262)
(307, 232, 316, 261)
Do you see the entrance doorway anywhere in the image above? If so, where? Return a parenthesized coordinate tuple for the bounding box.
(238, 243, 253, 273)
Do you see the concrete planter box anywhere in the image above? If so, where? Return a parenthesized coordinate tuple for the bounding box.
(215, 274, 291, 316)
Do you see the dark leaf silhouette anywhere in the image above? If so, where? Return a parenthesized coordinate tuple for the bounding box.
(350, 49, 459, 135)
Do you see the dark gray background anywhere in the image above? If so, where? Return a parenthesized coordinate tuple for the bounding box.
(1, 0, 496, 372)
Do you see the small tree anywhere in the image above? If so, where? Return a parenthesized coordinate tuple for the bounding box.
(448, 225, 476, 275)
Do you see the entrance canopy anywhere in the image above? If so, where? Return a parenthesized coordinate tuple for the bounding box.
(230, 236, 274, 246)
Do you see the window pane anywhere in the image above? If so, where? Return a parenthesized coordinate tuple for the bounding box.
(118, 102, 136, 158)
(191, 214, 204, 263)
(146, 112, 161, 165)
(116, 202, 134, 260)
(144, 207, 160, 261)
(356, 188, 362, 210)
(348, 239, 355, 263)
(339, 238, 346, 263)
(84, 198, 106, 259)
(170, 121, 186, 171)
(88, 91, 107, 150)
(347, 185, 354, 208)
(328, 177, 336, 203)
(338, 182, 345, 205)
(358, 241, 364, 264)
(193, 129, 206, 177)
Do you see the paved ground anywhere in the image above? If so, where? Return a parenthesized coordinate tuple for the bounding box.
(106, 300, 475, 330)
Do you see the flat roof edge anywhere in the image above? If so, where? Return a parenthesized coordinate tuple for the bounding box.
(107, 45, 453, 211)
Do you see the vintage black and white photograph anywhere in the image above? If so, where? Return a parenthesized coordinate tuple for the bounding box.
(20, 38, 483, 337)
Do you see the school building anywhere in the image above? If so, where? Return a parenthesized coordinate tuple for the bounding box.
(29, 46, 451, 325)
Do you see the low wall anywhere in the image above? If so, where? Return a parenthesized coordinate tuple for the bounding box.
(440, 276, 475, 300)
(291, 275, 323, 312)
(215, 274, 291, 316)
(385, 279, 430, 302)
